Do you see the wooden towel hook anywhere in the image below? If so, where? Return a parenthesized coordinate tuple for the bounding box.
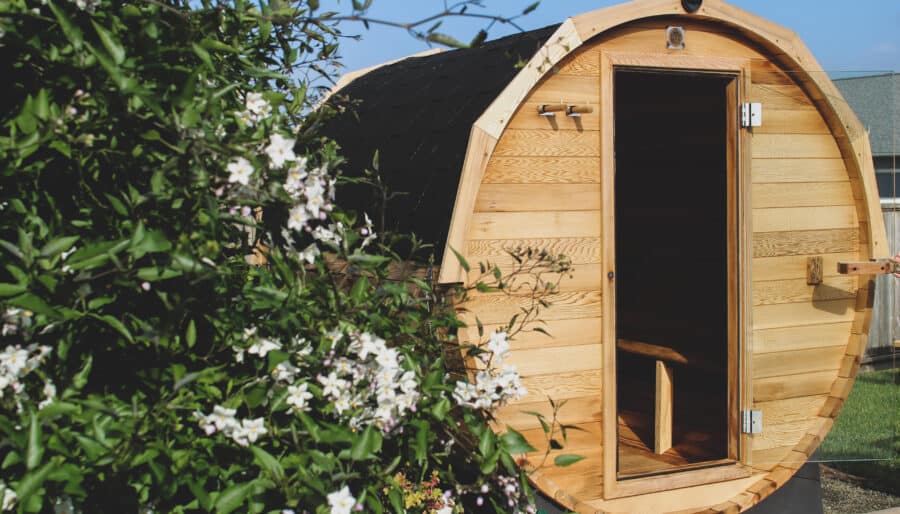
(537, 103, 566, 116)
(566, 104, 594, 117)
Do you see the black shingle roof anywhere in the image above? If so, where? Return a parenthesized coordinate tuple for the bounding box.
(317, 25, 560, 258)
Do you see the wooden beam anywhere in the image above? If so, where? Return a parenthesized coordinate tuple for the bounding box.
(837, 260, 900, 276)
(806, 256, 823, 285)
(655, 360, 674, 455)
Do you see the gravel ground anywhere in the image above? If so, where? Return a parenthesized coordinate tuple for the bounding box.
(821, 469, 900, 514)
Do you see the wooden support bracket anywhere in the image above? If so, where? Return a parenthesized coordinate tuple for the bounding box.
(654, 360, 673, 455)
(837, 259, 900, 276)
(807, 256, 823, 285)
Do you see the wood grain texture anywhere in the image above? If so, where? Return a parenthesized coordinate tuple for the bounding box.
(753, 323, 853, 354)
(496, 394, 601, 429)
(752, 346, 845, 379)
(753, 229, 858, 258)
(748, 84, 816, 110)
(755, 395, 829, 425)
(512, 369, 603, 405)
(753, 370, 836, 402)
(468, 211, 602, 240)
(655, 361, 674, 454)
(475, 184, 601, 212)
(753, 109, 831, 135)
(525, 74, 600, 105)
(752, 276, 858, 306)
(462, 290, 602, 325)
(752, 206, 857, 232)
(493, 129, 600, 157)
(751, 182, 854, 208)
(503, 343, 602, 376)
(753, 298, 856, 330)
(471, 317, 603, 351)
(468, 237, 602, 264)
(751, 158, 848, 183)
(483, 156, 600, 184)
(752, 134, 842, 159)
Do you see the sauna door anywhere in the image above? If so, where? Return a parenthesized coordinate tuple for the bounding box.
(608, 69, 741, 480)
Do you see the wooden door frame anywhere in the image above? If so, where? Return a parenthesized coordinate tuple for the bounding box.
(600, 51, 754, 499)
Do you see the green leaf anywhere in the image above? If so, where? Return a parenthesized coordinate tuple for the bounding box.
(72, 355, 93, 390)
(214, 480, 256, 514)
(553, 454, 586, 467)
(479, 427, 496, 458)
(8, 293, 62, 320)
(90, 314, 134, 343)
(26, 412, 43, 470)
(92, 20, 126, 64)
(186, 319, 197, 348)
(192, 43, 213, 69)
(48, 1, 83, 50)
(0, 283, 27, 298)
(15, 460, 55, 505)
(250, 446, 285, 481)
(500, 427, 537, 454)
(39, 236, 80, 258)
(431, 397, 451, 421)
(425, 32, 467, 49)
(349, 425, 382, 461)
(523, 1, 540, 15)
(450, 246, 470, 273)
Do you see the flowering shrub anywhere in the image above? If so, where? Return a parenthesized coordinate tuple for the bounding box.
(0, 0, 579, 513)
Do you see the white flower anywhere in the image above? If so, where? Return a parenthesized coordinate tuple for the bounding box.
(210, 405, 238, 432)
(318, 372, 347, 399)
(227, 157, 254, 185)
(436, 506, 453, 514)
(1, 483, 16, 511)
(271, 361, 300, 382)
(264, 133, 296, 169)
(286, 383, 313, 412)
(298, 243, 319, 264)
(38, 380, 56, 410)
(248, 337, 281, 357)
(235, 417, 267, 444)
(194, 411, 217, 435)
(287, 204, 310, 232)
(327, 486, 356, 514)
(284, 159, 308, 197)
(0, 346, 29, 376)
(245, 92, 271, 118)
(486, 330, 510, 365)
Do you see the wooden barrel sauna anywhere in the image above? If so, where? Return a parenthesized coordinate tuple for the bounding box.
(318, 1, 891, 512)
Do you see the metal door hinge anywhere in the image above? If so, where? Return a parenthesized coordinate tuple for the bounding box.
(741, 103, 762, 128)
(742, 409, 762, 434)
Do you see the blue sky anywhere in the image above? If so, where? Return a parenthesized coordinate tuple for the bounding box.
(319, 0, 899, 79)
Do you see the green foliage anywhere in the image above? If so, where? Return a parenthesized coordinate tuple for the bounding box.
(0, 1, 580, 512)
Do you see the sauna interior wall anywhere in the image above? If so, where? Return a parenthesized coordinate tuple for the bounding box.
(460, 18, 871, 509)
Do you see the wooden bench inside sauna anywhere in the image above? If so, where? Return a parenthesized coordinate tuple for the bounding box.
(318, 0, 893, 512)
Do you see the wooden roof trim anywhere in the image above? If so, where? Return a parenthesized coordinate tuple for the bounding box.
(316, 48, 445, 107)
(437, 125, 498, 284)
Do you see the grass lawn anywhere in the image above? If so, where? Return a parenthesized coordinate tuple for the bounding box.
(818, 369, 900, 494)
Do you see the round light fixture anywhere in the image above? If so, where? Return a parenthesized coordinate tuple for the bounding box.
(682, 0, 702, 13)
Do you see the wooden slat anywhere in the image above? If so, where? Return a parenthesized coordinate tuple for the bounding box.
(493, 129, 600, 157)
(468, 237, 601, 264)
(752, 346, 845, 379)
(468, 211, 601, 240)
(752, 276, 858, 306)
(655, 360, 673, 455)
(752, 206, 856, 232)
(527, 447, 604, 503)
(471, 317, 603, 351)
(597, 23, 766, 61)
(557, 47, 601, 76)
(503, 344, 602, 376)
(753, 420, 816, 451)
(753, 322, 852, 354)
(589, 474, 764, 514)
(519, 421, 602, 453)
(752, 229, 859, 258)
(750, 59, 797, 86)
(748, 84, 816, 110)
(496, 394, 601, 428)
(483, 156, 600, 184)
(752, 134, 842, 159)
(752, 253, 858, 281)
(754, 395, 829, 426)
(753, 298, 856, 330)
(506, 102, 600, 131)
(753, 109, 831, 135)
(475, 183, 601, 212)
(751, 182, 854, 208)
(512, 369, 602, 405)
(525, 74, 600, 105)
(463, 290, 602, 325)
(753, 370, 836, 402)
(751, 158, 848, 183)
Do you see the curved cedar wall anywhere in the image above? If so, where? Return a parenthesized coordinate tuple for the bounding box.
(460, 18, 871, 513)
